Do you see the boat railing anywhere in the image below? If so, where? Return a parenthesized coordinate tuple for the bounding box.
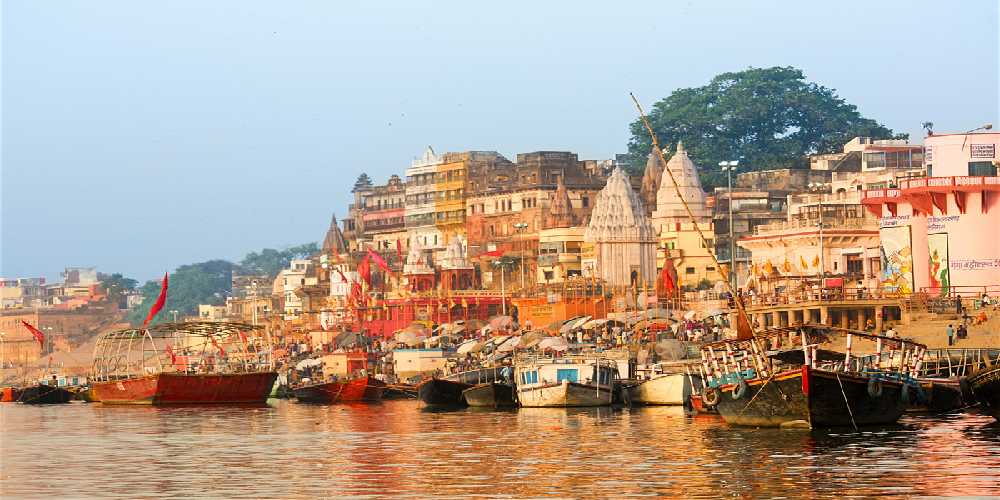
(91, 322, 273, 383)
(699, 324, 927, 388)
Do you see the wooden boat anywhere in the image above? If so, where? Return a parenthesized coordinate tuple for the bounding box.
(701, 325, 923, 428)
(417, 367, 505, 407)
(515, 354, 618, 407)
(628, 361, 700, 405)
(462, 382, 516, 407)
(968, 365, 1000, 420)
(17, 384, 74, 404)
(907, 348, 1000, 413)
(90, 322, 277, 405)
(383, 383, 417, 399)
(2, 386, 22, 402)
(294, 375, 385, 403)
(75, 386, 100, 403)
(908, 378, 965, 413)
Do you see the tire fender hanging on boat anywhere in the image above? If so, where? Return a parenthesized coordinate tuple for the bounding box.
(867, 377, 883, 398)
(702, 387, 720, 407)
(732, 379, 748, 400)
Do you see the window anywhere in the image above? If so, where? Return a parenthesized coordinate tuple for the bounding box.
(555, 369, 578, 383)
(686, 267, 696, 275)
(969, 161, 997, 177)
(582, 196, 589, 208)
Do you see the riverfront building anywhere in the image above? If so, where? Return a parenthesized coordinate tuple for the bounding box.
(862, 132, 1000, 295)
(584, 167, 657, 287)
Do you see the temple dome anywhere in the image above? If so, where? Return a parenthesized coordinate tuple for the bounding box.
(439, 236, 472, 270)
(321, 213, 349, 256)
(639, 150, 664, 215)
(544, 175, 576, 229)
(651, 141, 710, 230)
(584, 167, 657, 286)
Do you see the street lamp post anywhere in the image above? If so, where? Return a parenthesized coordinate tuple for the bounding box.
(492, 259, 507, 315)
(719, 161, 739, 290)
(808, 182, 832, 283)
(513, 222, 529, 292)
(170, 310, 179, 323)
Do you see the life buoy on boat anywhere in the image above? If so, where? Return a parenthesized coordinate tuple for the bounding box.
(702, 387, 720, 407)
(867, 377, 883, 398)
(731, 379, 748, 400)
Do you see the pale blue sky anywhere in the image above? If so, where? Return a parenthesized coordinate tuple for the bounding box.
(3, 1, 998, 283)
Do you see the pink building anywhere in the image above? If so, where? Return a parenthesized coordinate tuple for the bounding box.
(862, 132, 1000, 296)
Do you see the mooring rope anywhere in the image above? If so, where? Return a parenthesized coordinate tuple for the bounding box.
(835, 372, 859, 432)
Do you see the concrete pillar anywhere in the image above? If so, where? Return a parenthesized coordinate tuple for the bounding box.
(875, 307, 884, 334)
(839, 310, 849, 329)
(820, 306, 829, 325)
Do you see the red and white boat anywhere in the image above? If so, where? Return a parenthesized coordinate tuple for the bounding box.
(293, 376, 385, 403)
(292, 351, 385, 403)
(91, 322, 277, 405)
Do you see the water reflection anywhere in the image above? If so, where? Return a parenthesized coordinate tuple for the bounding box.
(2, 401, 998, 498)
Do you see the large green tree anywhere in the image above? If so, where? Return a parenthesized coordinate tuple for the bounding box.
(127, 260, 238, 326)
(239, 242, 318, 277)
(98, 272, 138, 308)
(627, 66, 904, 188)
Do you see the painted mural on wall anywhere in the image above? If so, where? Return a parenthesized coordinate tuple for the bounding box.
(880, 226, 914, 295)
(927, 233, 950, 296)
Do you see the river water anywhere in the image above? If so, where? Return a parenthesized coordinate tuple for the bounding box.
(2, 400, 999, 498)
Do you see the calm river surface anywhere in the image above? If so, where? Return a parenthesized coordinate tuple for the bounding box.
(3, 400, 999, 498)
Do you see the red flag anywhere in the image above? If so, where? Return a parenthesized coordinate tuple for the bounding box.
(396, 239, 403, 261)
(164, 344, 178, 364)
(482, 249, 504, 258)
(658, 260, 677, 297)
(335, 269, 348, 283)
(357, 255, 372, 286)
(368, 249, 390, 273)
(238, 330, 249, 345)
(21, 320, 45, 347)
(210, 336, 226, 357)
(143, 273, 169, 327)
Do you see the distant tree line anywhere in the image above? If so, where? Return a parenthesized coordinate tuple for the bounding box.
(113, 242, 317, 326)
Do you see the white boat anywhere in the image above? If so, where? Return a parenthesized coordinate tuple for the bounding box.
(515, 355, 618, 407)
(628, 361, 700, 405)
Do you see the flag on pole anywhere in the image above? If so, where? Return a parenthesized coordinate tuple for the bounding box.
(210, 336, 226, 357)
(335, 269, 348, 283)
(367, 249, 391, 274)
(812, 254, 820, 267)
(800, 255, 809, 270)
(164, 344, 178, 364)
(143, 273, 169, 328)
(358, 255, 372, 286)
(238, 330, 249, 345)
(396, 239, 404, 262)
(21, 320, 45, 347)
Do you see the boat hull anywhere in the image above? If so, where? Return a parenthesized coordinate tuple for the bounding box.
(518, 381, 612, 407)
(715, 367, 907, 428)
(968, 366, 1000, 419)
(628, 374, 693, 405)
(418, 378, 471, 406)
(383, 383, 417, 399)
(93, 372, 278, 405)
(294, 376, 385, 403)
(908, 378, 965, 413)
(18, 385, 74, 404)
(462, 382, 516, 407)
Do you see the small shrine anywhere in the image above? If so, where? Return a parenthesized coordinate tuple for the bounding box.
(584, 167, 657, 287)
(403, 239, 436, 292)
(438, 236, 475, 291)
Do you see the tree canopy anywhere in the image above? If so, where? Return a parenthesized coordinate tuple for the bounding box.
(239, 242, 318, 277)
(126, 260, 238, 326)
(98, 272, 138, 308)
(626, 66, 903, 188)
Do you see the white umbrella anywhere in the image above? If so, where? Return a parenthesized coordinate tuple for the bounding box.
(495, 336, 521, 353)
(456, 340, 483, 354)
(295, 358, 323, 370)
(538, 336, 569, 352)
(683, 310, 698, 321)
(395, 331, 426, 347)
(582, 318, 609, 329)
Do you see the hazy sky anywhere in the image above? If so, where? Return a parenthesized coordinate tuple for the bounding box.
(3, 1, 998, 283)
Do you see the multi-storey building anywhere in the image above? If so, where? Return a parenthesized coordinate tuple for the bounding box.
(863, 131, 999, 295)
(465, 151, 605, 290)
(345, 174, 407, 252)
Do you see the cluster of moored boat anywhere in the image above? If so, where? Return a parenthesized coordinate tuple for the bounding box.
(4, 321, 999, 430)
